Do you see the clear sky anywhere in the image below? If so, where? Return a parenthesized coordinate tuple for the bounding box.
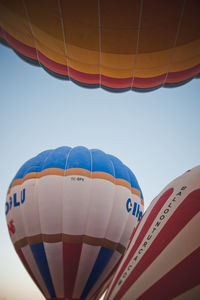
(0, 43, 199, 300)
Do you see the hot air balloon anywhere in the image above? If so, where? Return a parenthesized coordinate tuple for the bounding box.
(104, 165, 200, 300)
(5, 146, 144, 300)
(0, 0, 199, 92)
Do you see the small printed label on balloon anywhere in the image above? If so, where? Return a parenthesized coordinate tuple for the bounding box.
(71, 176, 85, 182)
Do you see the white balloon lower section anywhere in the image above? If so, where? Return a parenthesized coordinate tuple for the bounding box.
(6, 173, 143, 299)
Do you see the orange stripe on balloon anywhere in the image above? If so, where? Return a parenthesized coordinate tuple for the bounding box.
(14, 233, 126, 254)
(1, 28, 199, 90)
(8, 168, 143, 200)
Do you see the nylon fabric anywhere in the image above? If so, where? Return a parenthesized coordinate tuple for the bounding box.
(0, 0, 199, 91)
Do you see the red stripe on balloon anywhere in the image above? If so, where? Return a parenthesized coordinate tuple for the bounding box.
(37, 52, 68, 76)
(137, 247, 200, 300)
(101, 75, 132, 89)
(1, 28, 199, 89)
(63, 242, 83, 299)
(16, 248, 45, 297)
(133, 74, 166, 88)
(69, 67, 100, 84)
(0, 28, 37, 60)
(106, 188, 174, 299)
(113, 189, 200, 300)
(166, 64, 200, 83)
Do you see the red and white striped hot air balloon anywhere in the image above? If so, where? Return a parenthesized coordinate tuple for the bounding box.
(103, 165, 200, 300)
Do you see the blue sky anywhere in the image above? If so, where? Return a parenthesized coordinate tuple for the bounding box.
(0, 43, 199, 300)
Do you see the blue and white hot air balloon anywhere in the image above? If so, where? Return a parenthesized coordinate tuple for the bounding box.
(5, 146, 144, 300)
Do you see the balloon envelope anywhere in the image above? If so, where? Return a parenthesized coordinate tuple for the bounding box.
(104, 165, 200, 300)
(5, 146, 144, 300)
(0, 0, 200, 92)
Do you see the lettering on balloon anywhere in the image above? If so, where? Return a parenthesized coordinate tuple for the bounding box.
(5, 188, 26, 215)
(71, 176, 85, 182)
(126, 198, 143, 221)
(118, 185, 187, 287)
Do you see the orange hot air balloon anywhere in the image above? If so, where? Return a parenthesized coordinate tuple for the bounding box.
(0, 0, 199, 92)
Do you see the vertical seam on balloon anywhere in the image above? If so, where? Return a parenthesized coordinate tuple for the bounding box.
(162, 0, 187, 86)
(88, 156, 117, 297)
(22, 0, 42, 68)
(33, 174, 43, 248)
(82, 148, 94, 238)
(88, 157, 117, 297)
(63, 146, 73, 235)
(22, 165, 49, 297)
(64, 146, 73, 175)
(18, 180, 29, 247)
(63, 146, 79, 297)
(98, 0, 102, 87)
(71, 147, 93, 298)
(36, 150, 56, 296)
(61, 147, 72, 298)
(16, 179, 48, 297)
(117, 170, 135, 253)
(118, 165, 133, 248)
(83, 148, 94, 236)
(103, 157, 117, 244)
(131, 0, 144, 89)
(57, 0, 70, 79)
(72, 148, 94, 298)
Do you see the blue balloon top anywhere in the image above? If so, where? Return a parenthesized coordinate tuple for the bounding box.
(9, 146, 143, 199)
